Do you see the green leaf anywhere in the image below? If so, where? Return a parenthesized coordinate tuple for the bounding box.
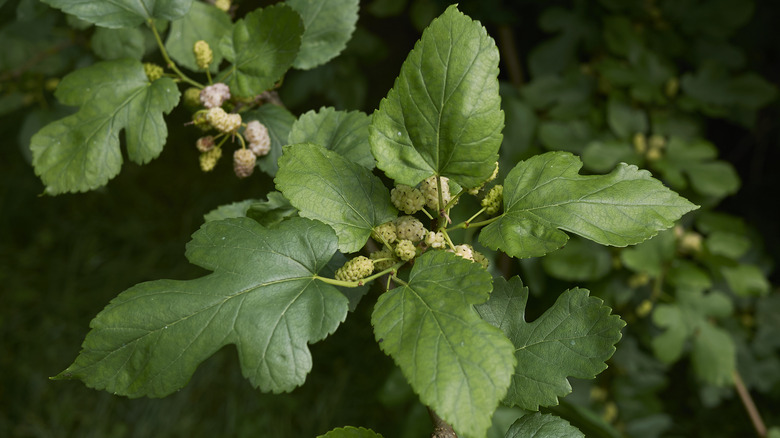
(476, 277, 625, 411)
(372, 251, 515, 438)
(606, 96, 648, 140)
(705, 231, 750, 259)
(275, 143, 397, 253)
(165, 1, 231, 73)
(30, 59, 180, 194)
(317, 426, 385, 438)
(220, 4, 303, 97)
(722, 264, 770, 297)
(40, 0, 192, 28)
(203, 199, 260, 223)
(541, 237, 612, 282)
(91, 27, 146, 60)
(479, 152, 697, 259)
(656, 137, 740, 198)
(651, 288, 734, 385)
(369, 4, 503, 189)
(537, 120, 594, 154)
(505, 412, 584, 438)
(287, 0, 359, 70)
(582, 139, 637, 173)
(242, 104, 297, 176)
(288, 107, 374, 169)
(53, 217, 349, 397)
(246, 191, 298, 227)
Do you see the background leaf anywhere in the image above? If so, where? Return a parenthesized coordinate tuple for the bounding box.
(30, 59, 180, 194)
(372, 251, 515, 438)
(91, 27, 147, 60)
(220, 4, 303, 97)
(287, 0, 359, 70)
(317, 426, 385, 438)
(369, 4, 503, 188)
(479, 151, 698, 259)
(40, 0, 192, 28)
(505, 412, 584, 438)
(165, 1, 231, 73)
(53, 217, 349, 396)
(288, 107, 374, 169)
(476, 277, 625, 411)
(275, 143, 397, 253)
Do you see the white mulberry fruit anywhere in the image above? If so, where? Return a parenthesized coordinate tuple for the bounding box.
(244, 120, 271, 157)
(369, 248, 397, 271)
(395, 215, 426, 243)
(193, 40, 213, 70)
(424, 231, 446, 248)
(419, 175, 451, 210)
(395, 240, 417, 261)
(200, 83, 231, 109)
(371, 221, 397, 245)
(391, 184, 426, 214)
(233, 148, 256, 178)
(207, 107, 241, 133)
(196, 136, 215, 152)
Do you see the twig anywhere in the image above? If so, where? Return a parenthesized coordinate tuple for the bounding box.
(497, 25, 523, 88)
(428, 407, 457, 438)
(733, 370, 767, 437)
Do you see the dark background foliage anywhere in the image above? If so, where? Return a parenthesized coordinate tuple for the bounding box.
(2, 0, 779, 436)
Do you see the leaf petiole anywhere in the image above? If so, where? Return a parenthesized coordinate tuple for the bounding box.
(148, 19, 204, 89)
(314, 262, 405, 288)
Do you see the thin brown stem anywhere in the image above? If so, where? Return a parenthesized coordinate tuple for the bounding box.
(733, 370, 767, 437)
(497, 25, 523, 88)
(428, 407, 457, 438)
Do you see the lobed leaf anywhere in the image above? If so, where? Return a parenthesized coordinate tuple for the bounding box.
(53, 217, 349, 397)
(505, 412, 584, 438)
(476, 277, 625, 411)
(220, 4, 303, 97)
(479, 151, 698, 259)
(275, 143, 397, 253)
(287, 0, 359, 70)
(40, 0, 192, 28)
(372, 251, 515, 438)
(165, 1, 231, 73)
(288, 107, 374, 169)
(369, 4, 503, 189)
(30, 59, 180, 194)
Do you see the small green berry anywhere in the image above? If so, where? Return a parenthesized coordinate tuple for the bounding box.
(183, 87, 202, 110)
(335, 256, 374, 281)
(481, 185, 503, 215)
(143, 63, 164, 82)
(199, 147, 222, 172)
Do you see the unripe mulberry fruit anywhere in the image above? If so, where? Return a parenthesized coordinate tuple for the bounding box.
(369, 248, 396, 271)
(183, 87, 202, 110)
(200, 147, 222, 172)
(233, 148, 256, 178)
(215, 0, 231, 12)
(472, 250, 489, 269)
(244, 120, 271, 157)
(395, 239, 417, 261)
(633, 133, 647, 154)
(335, 255, 374, 282)
(144, 63, 164, 82)
(207, 107, 241, 133)
(200, 83, 231, 109)
(391, 185, 426, 214)
(193, 40, 213, 70)
(196, 136, 215, 152)
(481, 185, 503, 215)
(371, 221, 397, 245)
(419, 175, 451, 210)
(395, 215, 426, 243)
